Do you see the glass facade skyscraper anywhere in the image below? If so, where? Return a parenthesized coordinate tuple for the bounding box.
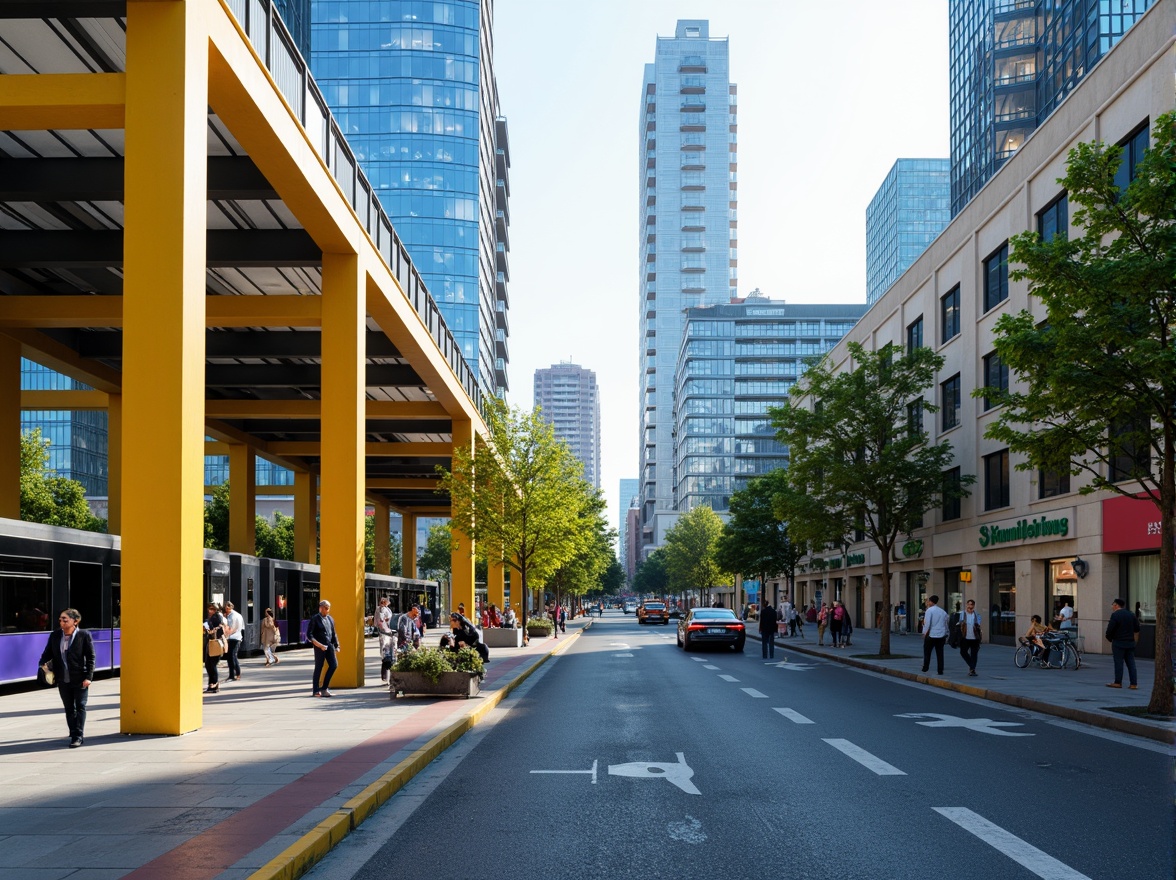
(673, 297, 865, 514)
(638, 20, 737, 558)
(865, 159, 950, 305)
(949, 0, 1153, 216)
(311, 0, 511, 395)
(273, 0, 311, 57)
(533, 363, 602, 490)
(21, 360, 108, 497)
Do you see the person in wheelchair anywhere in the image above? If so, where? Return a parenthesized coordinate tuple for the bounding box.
(1024, 615, 1054, 665)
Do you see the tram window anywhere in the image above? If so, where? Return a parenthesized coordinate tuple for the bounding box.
(0, 556, 53, 632)
(246, 577, 255, 622)
(303, 581, 320, 616)
(111, 565, 121, 628)
(69, 561, 103, 629)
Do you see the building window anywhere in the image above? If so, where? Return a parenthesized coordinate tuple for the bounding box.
(942, 467, 962, 521)
(941, 285, 960, 343)
(906, 316, 924, 354)
(907, 399, 923, 437)
(941, 374, 961, 431)
(1114, 121, 1150, 194)
(983, 243, 1009, 312)
(1039, 467, 1070, 499)
(1109, 409, 1153, 483)
(982, 351, 1008, 410)
(984, 449, 1010, 510)
(1037, 193, 1068, 243)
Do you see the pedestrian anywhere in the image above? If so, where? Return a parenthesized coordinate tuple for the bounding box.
(502, 604, 518, 628)
(1054, 599, 1077, 631)
(817, 602, 829, 646)
(202, 602, 226, 694)
(805, 602, 817, 623)
(958, 598, 982, 676)
(921, 594, 949, 675)
(842, 606, 853, 646)
(793, 604, 805, 638)
(548, 601, 559, 638)
(38, 608, 95, 748)
(261, 607, 281, 667)
(1105, 598, 1140, 689)
(398, 605, 420, 652)
(559, 604, 567, 633)
(374, 596, 394, 681)
(830, 601, 845, 647)
(779, 598, 793, 637)
(222, 600, 244, 681)
(414, 604, 428, 642)
(307, 599, 340, 697)
(759, 600, 778, 659)
(895, 600, 907, 633)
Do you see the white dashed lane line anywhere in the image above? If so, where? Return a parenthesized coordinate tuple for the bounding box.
(702, 664, 719, 670)
(934, 808, 1093, 880)
(773, 708, 815, 724)
(718, 674, 740, 682)
(741, 688, 767, 698)
(822, 739, 906, 776)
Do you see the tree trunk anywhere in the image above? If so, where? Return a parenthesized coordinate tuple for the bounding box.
(878, 550, 893, 656)
(1149, 425, 1174, 716)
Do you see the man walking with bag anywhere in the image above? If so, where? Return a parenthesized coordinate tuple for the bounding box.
(921, 595, 949, 675)
(958, 598, 983, 676)
(307, 600, 341, 697)
(39, 608, 95, 747)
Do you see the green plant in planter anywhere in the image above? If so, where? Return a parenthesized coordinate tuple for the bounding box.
(391, 646, 486, 683)
(526, 616, 554, 633)
(450, 646, 485, 679)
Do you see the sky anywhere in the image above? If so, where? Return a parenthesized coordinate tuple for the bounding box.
(492, 0, 951, 536)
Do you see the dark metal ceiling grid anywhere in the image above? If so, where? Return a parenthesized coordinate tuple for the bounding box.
(0, 4, 453, 513)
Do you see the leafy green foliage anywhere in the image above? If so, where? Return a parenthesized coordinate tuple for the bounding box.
(633, 548, 669, 596)
(525, 616, 554, 633)
(391, 645, 484, 683)
(255, 511, 295, 560)
(715, 469, 804, 594)
(979, 113, 1175, 714)
(203, 480, 230, 551)
(662, 505, 729, 605)
(363, 514, 403, 574)
(545, 490, 618, 603)
(774, 341, 973, 655)
(19, 429, 105, 532)
(417, 522, 454, 583)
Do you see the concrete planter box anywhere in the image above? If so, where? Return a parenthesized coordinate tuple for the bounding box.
(483, 627, 523, 648)
(389, 670, 481, 699)
(527, 626, 553, 639)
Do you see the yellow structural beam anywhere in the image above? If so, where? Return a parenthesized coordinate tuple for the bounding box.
(0, 337, 20, 519)
(206, 295, 322, 327)
(319, 252, 366, 689)
(0, 295, 322, 329)
(366, 478, 439, 490)
(0, 73, 125, 130)
(267, 441, 450, 457)
(401, 511, 416, 579)
(2, 329, 122, 394)
(228, 444, 256, 555)
(119, 0, 208, 736)
(373, 500, 390, 575)
(293, 470, 317, 564)
(202, 399, 449, 420)
(20, 390, 110, 411)
(449, 418, 475, 615)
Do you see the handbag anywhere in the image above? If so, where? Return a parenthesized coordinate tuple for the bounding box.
(948, 624, 962, 649)
(37, 666, 55, 687)
(208, 635, 227, 657)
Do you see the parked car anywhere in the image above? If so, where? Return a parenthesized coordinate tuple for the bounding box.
(677, 608, 746, 652)
(623, 601, 637, 614)
(637, 601, 669, 625)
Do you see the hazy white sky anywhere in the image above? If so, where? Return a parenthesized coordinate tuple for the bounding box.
(493, 0, 950, 533)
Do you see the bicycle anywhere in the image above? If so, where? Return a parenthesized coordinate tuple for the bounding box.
(1014, 633, 1073, 670)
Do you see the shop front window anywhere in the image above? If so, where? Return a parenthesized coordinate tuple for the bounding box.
(1125, 553, 1158, 623)
(989, 562, 1016, 643)
(1048, 558, 1078, 628)
(944, 568, 963, 621)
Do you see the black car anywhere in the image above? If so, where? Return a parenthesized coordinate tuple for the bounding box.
(677, 608, 746, 652)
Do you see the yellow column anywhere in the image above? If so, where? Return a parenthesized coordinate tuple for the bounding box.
(120, 0, 207, 734)
(319, 252, 365, 688)
(450, 419, 476, 615)
(293, 470, 316, 563)
(228, 444, 256, 554)
(487, 560, 505, 615)
(373, 500, 390, 575)
(0, 337, 20, 520)
(401, 511, 417, 578)
(105, 393, 121, 534)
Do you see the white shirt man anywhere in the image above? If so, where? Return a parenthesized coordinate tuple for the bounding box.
(1055, 601, 1076, 629)
(375, 597, 394, 677)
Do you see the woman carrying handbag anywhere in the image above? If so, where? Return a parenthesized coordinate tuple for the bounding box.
(203, 603, 227, 693)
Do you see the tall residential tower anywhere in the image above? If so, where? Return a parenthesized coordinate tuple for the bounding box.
(638, 20, 737, 559)
(534, 363, 602, 490)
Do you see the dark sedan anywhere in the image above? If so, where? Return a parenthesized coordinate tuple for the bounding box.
(677, 608, 746, 652)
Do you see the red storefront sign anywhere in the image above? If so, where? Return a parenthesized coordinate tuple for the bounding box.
(1102, 493, 1162, 552)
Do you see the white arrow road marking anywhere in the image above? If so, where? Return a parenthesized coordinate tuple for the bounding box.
(530, 760, 598, 784)
(895, 713, 1033, 736)
(667, 815, 707, 844)
(822, 739, 906, 776)
(741, 688, 768, 698)
(769, 661, 817, 671)
(934, 808, 1092, 879)
(609, 643, 631, 649)
(608, 752, 700, 795)
(702, 664, 719, 670)
(773, 708, 814, 724)
(718, 674, 740, 682)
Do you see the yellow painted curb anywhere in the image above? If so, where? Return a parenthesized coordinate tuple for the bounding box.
(249, 628, 585, 880)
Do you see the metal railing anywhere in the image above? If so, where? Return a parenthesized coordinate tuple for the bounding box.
(223, 0, 483, 416)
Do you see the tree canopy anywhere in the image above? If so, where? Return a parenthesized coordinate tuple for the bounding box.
(715, 469, 803, 601)
(662, 504, 729, 606)
(545, 490, 617, 604)
(633, 547, 668, 598)
(417, 521, 454, 585)
(20, 428, 105, 532)
(773, 341, 973, 655)
(979, 112, 1175, 714)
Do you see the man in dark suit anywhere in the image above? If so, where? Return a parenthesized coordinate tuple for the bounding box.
(38, 608, 95, 747)
(307, 600, 340, 697)
(1105, 597, 1141, 689)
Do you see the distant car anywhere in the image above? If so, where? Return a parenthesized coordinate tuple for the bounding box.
(623, 601, 637, 614)
(677, 608, 746, 652)
(637, 601, 669, 625)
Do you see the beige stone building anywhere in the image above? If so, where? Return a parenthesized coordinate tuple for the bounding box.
(778, 1, 1173, 657)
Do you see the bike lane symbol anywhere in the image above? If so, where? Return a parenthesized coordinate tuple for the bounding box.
(608, 752, 701, 794)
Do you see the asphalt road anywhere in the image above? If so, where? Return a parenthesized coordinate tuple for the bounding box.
(309, 613, 1173, 880)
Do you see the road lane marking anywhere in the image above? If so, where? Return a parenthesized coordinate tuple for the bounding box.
(741, 688, 767, 698)
(933, 808, 1093, 879)
(691, 657, 707, 662)
(613, 653, 634, 657)
(768, 661, 817, 671)
(702, 664, 719, 669)
(608, 752, 700, 795)
(718, 674, 740, 682)
(822, 739, 906, 775)
(773, 708, 814, 724)
(895, 713, 1032, 736)
(531, 760, 598, 784)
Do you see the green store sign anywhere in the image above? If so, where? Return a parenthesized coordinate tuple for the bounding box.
(979, 514, 1069, 548)
(902, 539, 923, 558)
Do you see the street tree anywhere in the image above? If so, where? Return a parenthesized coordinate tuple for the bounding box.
(715, 469, 804, 606)
(438, 397, 590, 622)
(203, 481, 230, 551)
(978, 112, 1175, 715)
(255, 511, 295, 560)
(633, 547, 669, 599)
(774, 341, 974, 656)
(417, 522, 453, 587)
(546, 492, 615, 610)
(20, 428, 105, 532)
(662, 504, 729, 607)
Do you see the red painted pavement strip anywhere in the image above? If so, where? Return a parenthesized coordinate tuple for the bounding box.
(122, 645, 544, 880)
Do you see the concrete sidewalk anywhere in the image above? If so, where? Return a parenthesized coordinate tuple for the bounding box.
(0, 619, 590, 880)
(750, 622, 1173, 743)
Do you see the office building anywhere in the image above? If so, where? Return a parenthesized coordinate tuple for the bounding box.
(674, 295, 866, 514)
(785, 1, 1170, 658)
(949, 0, 1154, 215)
(311, 0, 512, 396)
(20, 361, 108, 497)
(638, 19, 737, 558)
(618, 478, 639, 579)
(273, 0, 311, 57)
(534, 363, 601, 489)
(865, 159, 951, 305)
